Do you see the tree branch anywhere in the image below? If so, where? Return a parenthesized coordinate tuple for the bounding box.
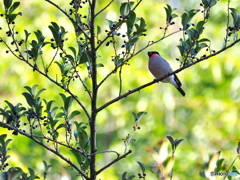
(44, 0, 90, 40)
(0, 122, 88, 179)
(97, 29, 182, 88)
(97, 38, 240, 112)
(96, 150, 132, 175)
(89, 0, 98, 179)
(95, 0, 143, 51)
(0, 36, 91, 120)
(95, 0, 114, 17)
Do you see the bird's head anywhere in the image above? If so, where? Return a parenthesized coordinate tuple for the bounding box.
(147, 51, 160, 58)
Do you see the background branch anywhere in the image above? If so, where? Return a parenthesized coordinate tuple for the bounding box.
(0, 121, 88, 179)
(97, 37, 240, 112)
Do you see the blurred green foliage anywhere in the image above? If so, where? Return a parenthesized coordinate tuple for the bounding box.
(0, 0, 240, 179)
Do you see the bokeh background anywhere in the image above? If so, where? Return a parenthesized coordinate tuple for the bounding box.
(0, 0, 240, 179)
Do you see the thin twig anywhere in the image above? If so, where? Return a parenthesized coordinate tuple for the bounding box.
(97, 29, 182, 88)
(46, 47, 59, 70)
(96, 150, 132, 175)
(118, 65, 123, 96)
(223, 154, 239, 180)
(44, 0, 90, 40)
(0, 122, 88, 179)
(97, 38, 240, 112)
(2, 17, 91, 120)
(89, 150, 119, 157)
(95, 0, 143, 51)
(95, 0, 114, 17)
(223, 0, 231, 48)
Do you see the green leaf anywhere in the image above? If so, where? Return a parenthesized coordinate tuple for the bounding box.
(237, 142, 240, 154)
(164, 4, 171, 21)
(96, 63, 104, 67)
(69, 47, 77, 58)
(78, 130, 89, 149)
(4, 0, 12, 9)
(70, 149, 82, 165)
(35, 88, 46, 100)
(230, 8, 239, 25)
(128, 175, 136, 180)
(196, 21, 205, 34)
(137, 161, 145, 173)
(120, 2, 134, 17)
(97, 25, 101, 35)
(187, 9, 200, 20)
(129, 11, 136, 24)
(80, 51, 89, 64)
(139, 17, 146, 29)
(181, 13, 189, 28)
(28, 168, 39, 180)
(43, 161, 52, 172)
(215, 158, 224, 171)
(199, 43, 208, 48)
(202, 0, 209, 8)
(22, 92, 34, 106)
(8, 14, 18, 22)
(65, 54, 74, 64)
(9, 1, 20, 14)
(64, 96, 74, 115)
(198, 38, 210, 43)
(166, 135, 174, 148)
(122, 172, 128, 180)
(174, 138, 184, 149)
(56, 124, 65, 130)
(232, 166, 239, 173)
(209, 0, 217, 8)
(177, 45, 184, 56)
(48, 22, 60, 42)
(68, 110, 81, 120)
(126, 20, 134, 35)
(24, 30, 31, 42)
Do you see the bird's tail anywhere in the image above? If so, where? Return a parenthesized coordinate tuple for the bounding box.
(176, 87, 186, 97)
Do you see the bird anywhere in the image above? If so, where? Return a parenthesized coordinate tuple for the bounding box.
(147, 51, 185, 96)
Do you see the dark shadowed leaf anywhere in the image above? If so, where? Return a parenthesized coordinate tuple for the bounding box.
(137, 161, 145, 173)
(122, 172, 128, 180)
(4, 0, 12, 9)
(9, 1, 20, 14)
(120, 2, 134, 17)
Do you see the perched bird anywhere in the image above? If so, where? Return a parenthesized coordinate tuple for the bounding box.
(147, 51, 185, 96)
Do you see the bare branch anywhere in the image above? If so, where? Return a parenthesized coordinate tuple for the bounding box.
(96, 150, 132, 175)
(95, 0, 114, 17)
(89, 150, 119, 157)
(97, 38, 240, 112)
